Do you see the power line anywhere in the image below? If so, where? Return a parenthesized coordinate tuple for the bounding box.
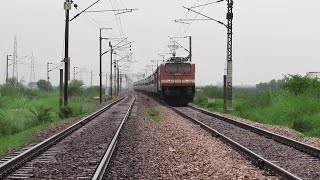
(182, 6, 227, 27)
(191, 0, 225, 8)
(70, 0, 101, 22)
(85, 8, 138, 13)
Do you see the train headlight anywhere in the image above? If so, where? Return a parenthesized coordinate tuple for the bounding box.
(168, 79, 171, 82)
(185, 79, 189, 82)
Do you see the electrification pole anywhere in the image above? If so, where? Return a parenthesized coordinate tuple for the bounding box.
(6, 55, 12, 83)
(47, 62, 50, 92)
(99, 28, 112, 102)
(64, 0, 71, 106)
(189, 36, 192, 62)
(113, 54, 117, 97)
(105, 73, 108, 98)
(74, 67, 76, 80)
(226, 0, 233, 111)
(109, 42, 113, 97)
(99, 29, 103, 103)
(91, 70, 93, 87)
(158, 54, 165, 62)
(117, 63, 120, 96)
(59, 69, 63, 110)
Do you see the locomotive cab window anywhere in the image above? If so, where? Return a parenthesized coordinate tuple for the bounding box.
(180, 64, 191, 73)
(166, 64, 178, 73)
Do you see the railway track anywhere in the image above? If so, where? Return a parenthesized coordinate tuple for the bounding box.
(0, 94, 135, 179)
(171, 105, 320, 180)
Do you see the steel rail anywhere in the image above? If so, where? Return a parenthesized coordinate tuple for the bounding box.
(0, 96, 126, 178)
(170, 106, 301, 180)
(92, 94, 136, 180)
(189, 105, 320, 158)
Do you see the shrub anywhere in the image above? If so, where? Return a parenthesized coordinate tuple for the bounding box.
(24, 88, 42, 98)
(68, 80, 84, 96)
(36, 79, 52, 92)
(256, 79, 285, 91)
(282, 75, 320, 95)
(85, 86, 100, 97)
(68, 104, 84, 117)
(29, 105, 53, 123)
(0, 84, 21, 97)
(6, 77, 23, 88)
(59, 106, 74, 118)
(202, 86, 223, 99)
(0, 95, 6, 109)
(0, 110, 4, 121)
(0, 119, 21, 136)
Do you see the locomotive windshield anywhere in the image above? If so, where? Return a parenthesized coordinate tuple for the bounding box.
(180, 64, 191, 73)
(166, 63, 191, 73)
(166, 64, 179, 73)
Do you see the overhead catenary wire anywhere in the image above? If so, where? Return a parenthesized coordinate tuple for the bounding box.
(182, 6, 227, 27)
(73, 2, 120, 39)
(165, 0, 209, 57)
(191, 0, 224, 8)
(177, 0, 212, 37)
(174, 0, 201, 38)
(166, 0, 221, 59)
(85, 8, 138, 13)
(70, 0, 101, 22)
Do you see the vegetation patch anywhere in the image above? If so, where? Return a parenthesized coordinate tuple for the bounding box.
(0, 125, 44, 157)
(145, 108, 161, 123)
(193, 75, 320, 137)
(29, 105, 53, 123)
(0, 78, 101, 157)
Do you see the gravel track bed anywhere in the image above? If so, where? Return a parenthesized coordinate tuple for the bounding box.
(4, 95, 132, 179)
(177, 106, 320, 179)
(190, 104, 320, 149)
(104, 93, 278, 179)
(33, 96, 125, 142)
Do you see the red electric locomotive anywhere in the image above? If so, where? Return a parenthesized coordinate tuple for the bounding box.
(134, 56, 195, 106)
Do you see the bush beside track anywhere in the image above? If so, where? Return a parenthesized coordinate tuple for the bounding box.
(193, 75, 320, 137)
(0, 79, 104, 157)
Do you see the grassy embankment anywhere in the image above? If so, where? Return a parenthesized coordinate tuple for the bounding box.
(193, 75, 320, 137)
(0, 81, 102, 157)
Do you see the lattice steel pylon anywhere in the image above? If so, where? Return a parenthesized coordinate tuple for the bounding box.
(226, 0, 234, 111)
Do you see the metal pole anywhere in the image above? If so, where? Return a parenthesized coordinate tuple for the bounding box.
(226, 0, 233, 111)
(73, 67, 76, 80)
(59, 69, 63, 110)
(189, 36, 192, 62)
(117, 65, 119, 96)
(91, 70, 93, 87)
(6, 55, 10, 83)
(114, 59, 117, 97)
(109, 42, 113, 97)
(119, 74, 121, 92)
(105, 73, 108, 99)
(99, 29, 102, 103)
(47, 62, 50, 92)
(64, 0, 71, 107)
(223, 75, 227, 112)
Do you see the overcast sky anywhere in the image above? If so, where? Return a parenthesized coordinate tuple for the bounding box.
(1, 0, 319, 86)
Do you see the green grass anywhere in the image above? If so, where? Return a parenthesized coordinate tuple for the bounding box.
(194, 86, 320, 137)
(0, 125, 44, 157)
(145, 108, 161, 123)
(0, 84, 102, 157)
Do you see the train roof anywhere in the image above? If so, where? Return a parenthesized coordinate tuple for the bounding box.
(166, 56, 190, 63)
